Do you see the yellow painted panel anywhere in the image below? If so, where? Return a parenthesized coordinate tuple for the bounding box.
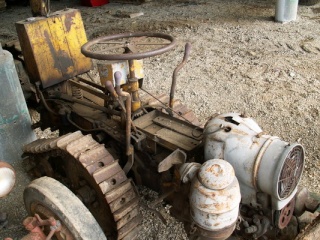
(98, 61, 128, 86)
(132, 60, 144, 78)
(97, 60, 144, 87)
(16, 9, 93, 88)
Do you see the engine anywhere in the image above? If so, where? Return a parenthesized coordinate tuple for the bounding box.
(180, 112, 305, 239)
(202, 112, 304, 237)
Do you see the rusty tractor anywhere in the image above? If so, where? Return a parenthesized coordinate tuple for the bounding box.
(3, 6, 319, 240)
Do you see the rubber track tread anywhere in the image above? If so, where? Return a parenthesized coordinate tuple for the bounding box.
(23, 131, 141, 240)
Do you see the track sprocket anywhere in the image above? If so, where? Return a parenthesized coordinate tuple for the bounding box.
(23, 131, 142, 240)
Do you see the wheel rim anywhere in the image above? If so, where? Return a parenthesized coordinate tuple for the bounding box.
(30, 203, 75, 240)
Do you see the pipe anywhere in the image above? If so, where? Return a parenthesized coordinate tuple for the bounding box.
(169, 43, 192, 109)
(35, 82, 59, 116)
(127, 59, 141, 112)
(114, 71, 133, 157)
(50, 92, 121, 116)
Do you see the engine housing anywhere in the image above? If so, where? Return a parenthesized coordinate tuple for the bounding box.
(203, 113, 305, 210)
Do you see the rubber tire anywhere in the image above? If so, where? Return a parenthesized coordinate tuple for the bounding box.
(24, 176, 107, 240)
(299, 0, 320, 6)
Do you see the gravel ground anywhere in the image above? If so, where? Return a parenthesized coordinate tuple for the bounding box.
(0, 0, 319, 239)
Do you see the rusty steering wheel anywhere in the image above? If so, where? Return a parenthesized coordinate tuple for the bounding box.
(81, 32, 177, 61)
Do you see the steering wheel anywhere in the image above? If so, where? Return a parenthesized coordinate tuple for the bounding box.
(81, 32, 177, 61)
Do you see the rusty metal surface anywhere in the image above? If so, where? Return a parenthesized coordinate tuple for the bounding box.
(195, 223, 236, 240)
(22, 212, 71, 240)
(203, 113, 305, 213)
(153, 116, 202, 139)
(113, 198, 139, 221)
(141, 93, 202, 126)
(81, 32, 177, 61)
(105, 180, 133, 203)
(69, 79, 110, 102)
(93, 161, 123, 184)
(22, 215, 63, 240)
(114, 71, 134, 157)
(21, 216, 47, 240)
(15, 9, 93, 88)
(252, 136, 279, 191)
(169, 43, 191, 109)
(179, 162, 201, 184)
(117, 214, 142, 239)
(23, 131, 141, 239)
(133, 110, 202, 152)
(189, 161, 241, 230)
(109, 189, 137, 212)
(278, 145, 304, 199)
(198, 159, 235, 190)
(158, 148, 187, 173)
(116, 207, 140, 230)
(276, 198, 296, 229)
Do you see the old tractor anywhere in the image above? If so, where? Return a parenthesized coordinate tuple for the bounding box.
(3, 6, 319, 240)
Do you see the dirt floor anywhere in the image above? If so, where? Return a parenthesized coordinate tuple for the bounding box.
(0, 0, 319, 239)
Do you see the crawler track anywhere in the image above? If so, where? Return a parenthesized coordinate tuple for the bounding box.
(23, 131, 142, 240)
